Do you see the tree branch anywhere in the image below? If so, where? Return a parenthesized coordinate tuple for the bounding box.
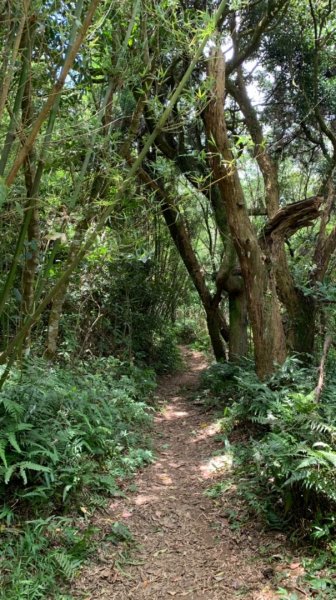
(225, 0, 289, 75)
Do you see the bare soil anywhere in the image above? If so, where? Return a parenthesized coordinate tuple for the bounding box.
(73, 348, 301, 599)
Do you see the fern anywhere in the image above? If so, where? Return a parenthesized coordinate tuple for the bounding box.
(0, 439, 8, 468)
(7, 431, 21, 453)
(207, 356, 336, 536)
(53, 551, 81, 580)
(0, 397, 24, 418)
(0, 356, 155, 600)
(0, 356, 153, 512)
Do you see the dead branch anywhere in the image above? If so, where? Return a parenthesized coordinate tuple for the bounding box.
(262, 196, 324, 240)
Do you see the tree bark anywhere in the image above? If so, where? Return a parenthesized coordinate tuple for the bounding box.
(206, 308, 228, 361)
(229, 290, 248, 361)
(313, 179, 336, 283)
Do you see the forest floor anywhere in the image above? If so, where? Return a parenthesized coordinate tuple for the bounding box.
(73, 348, 304, 599)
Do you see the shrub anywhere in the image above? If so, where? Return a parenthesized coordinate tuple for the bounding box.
(149, 328, 183, 374)
(174, 318, 198, 344)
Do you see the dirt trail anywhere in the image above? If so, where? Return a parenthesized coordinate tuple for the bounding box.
(74, 348, 287, 599)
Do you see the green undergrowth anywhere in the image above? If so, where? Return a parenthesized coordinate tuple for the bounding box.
(201, 355, 336, 597)
(174, 315, 212, 355)
(0, 357, 156, 599)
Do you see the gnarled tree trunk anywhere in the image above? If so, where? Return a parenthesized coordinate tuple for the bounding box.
(204, 47, 286, 379)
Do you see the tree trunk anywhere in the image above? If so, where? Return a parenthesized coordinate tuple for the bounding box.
(289, 297, 316, 357)
(229, 290, 248, 361)
(227, 72, 321, 357)
(139, 166, 228, 360)
(206, 308, 228, 361)
(158, 191, 228, 361)
(204, 47, 286, 379)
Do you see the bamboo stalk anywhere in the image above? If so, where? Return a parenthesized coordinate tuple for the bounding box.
(0, 2, 29, 123)
(5, 0, 100, 187)
(0, 35, 30, 176)
(0, 0, 86, 319)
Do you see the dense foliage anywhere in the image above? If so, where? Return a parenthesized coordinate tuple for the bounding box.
(0, 358, 155, 514)
(207, 358, 336, 526)
(200, 356, 336, 595)
(0, 0, 336, 596)
(0, 357, 155, 598)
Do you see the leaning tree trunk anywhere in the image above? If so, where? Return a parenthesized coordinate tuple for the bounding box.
(138, 166, 229, 360)
(206, 308, 228, 361)
(204, 47, 286, 379)
(156, 185, 229, 361)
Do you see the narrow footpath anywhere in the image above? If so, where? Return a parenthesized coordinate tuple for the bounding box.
(74, 348, 295, 599)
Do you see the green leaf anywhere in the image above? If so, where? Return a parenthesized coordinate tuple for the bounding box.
(20, 466, 27, 485)
(4, 464, 16, 484)
(7, 432, 21, 453)
(106, 521, 134, 545)
(0, 439, 8, 468)
(19, 461, 51, 472)
(63, 484, 73, 502)
(318, 450, 336, 467)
